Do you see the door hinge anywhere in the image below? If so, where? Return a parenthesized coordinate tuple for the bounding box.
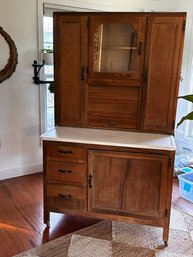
(165, 208, 168, 218)
(168, 158, 171, 168)
(88, 174, 93, 189)
(143, 70, 148, 83)
(138, 42, 143, 56)
(172, 120, 175, 130)
(87, 19, 89, 30)
(81, 66, 87, 82)
(183, 20, 186, 31)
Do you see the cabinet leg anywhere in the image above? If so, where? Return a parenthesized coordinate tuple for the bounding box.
(163, 226, 169, 246)
(46, 220, 50, 227)
(44, 211, 50, 227)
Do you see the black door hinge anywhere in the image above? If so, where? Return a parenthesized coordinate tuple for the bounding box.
(138, 42, 143, 56)
(143, 70, 148, 83)
(172, 120, 175, 130)
(88, 174, 93, 189)
(165, 209, 168, 218)
(168, 158, 171, 168)
(183, 20, 186, 31)
(81, 66, 87, 82)
(87, 19, 89, 30)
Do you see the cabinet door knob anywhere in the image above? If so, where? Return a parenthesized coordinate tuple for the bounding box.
(58, 194, 72, 199)
(88, 174, 93, 189)
(58, 169, 72, 174)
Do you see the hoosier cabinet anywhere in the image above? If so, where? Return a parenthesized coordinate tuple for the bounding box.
(41, 12, 186, 244)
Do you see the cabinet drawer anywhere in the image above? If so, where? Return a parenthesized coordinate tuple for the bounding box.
(47, 183, 86, 210)
(46, 143, 87, 163)
(46, 161, 86, 186)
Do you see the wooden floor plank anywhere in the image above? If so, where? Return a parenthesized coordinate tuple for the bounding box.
(0, 173, 192, 257)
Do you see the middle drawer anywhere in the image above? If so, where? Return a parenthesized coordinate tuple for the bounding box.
(46, 161, 86, 186)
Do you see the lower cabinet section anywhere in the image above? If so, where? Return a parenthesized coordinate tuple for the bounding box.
(43, 140, 174, 244)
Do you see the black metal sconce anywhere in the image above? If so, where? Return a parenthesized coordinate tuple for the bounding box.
(32, 60, 53, 85)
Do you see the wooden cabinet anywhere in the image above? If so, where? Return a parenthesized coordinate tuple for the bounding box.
(41, 127, 175, 243)
(54, 12, 186, 134)
(43, 11, 185, 245)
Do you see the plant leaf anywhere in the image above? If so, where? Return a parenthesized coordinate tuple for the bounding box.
(177, 111, 193, 128)
(48, 82, 54, 93)
(178, 94, 193, 103)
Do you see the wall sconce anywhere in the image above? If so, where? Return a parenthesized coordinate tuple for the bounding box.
(32, 60, 53, 85)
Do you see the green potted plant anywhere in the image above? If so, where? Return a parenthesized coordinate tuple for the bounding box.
(42, 47, 53, 65)
(177, 94, 193, 127)
(48, 81, 54, 93)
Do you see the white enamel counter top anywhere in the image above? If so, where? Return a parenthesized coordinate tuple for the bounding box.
(40, 126, 176, 151)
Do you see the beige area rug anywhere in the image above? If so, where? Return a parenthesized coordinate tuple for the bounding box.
(14, 208, 193, 257)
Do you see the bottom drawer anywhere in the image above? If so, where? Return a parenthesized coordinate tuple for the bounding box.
(46, 182, 86, 211)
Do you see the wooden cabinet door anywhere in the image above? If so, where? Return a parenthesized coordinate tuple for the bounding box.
(88, 14, 147, 80)
(88, 150, 169, 218)
(54, 14, 88, 126)
(142, 16, 185, 133)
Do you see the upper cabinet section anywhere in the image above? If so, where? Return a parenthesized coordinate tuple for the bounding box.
(89, 15, 147, 80)
(53, 12, 186, 134)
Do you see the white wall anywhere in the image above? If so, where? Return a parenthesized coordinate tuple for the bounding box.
(0, 0, 193, 180)
(0, 0, 42, 179)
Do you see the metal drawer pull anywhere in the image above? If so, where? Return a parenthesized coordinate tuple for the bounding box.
(59, 194, 72, 199)
(58, 149, 73, 154)
(58, 169, 72, 174)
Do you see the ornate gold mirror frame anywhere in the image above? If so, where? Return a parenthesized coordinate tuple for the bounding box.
(0, 27, 18, 83)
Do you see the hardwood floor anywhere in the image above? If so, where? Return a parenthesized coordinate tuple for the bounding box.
(0, 173, 100, 257)
(0, 173, 192, 257)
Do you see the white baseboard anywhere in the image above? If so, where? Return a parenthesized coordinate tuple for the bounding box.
(0, 163, 43, 180)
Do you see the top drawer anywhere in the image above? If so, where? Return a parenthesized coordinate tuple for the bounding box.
(44, 142, 87, 163)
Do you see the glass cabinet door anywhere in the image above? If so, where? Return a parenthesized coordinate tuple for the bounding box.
(89, 15, 147, 80)
(93, 23, 138, 73)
